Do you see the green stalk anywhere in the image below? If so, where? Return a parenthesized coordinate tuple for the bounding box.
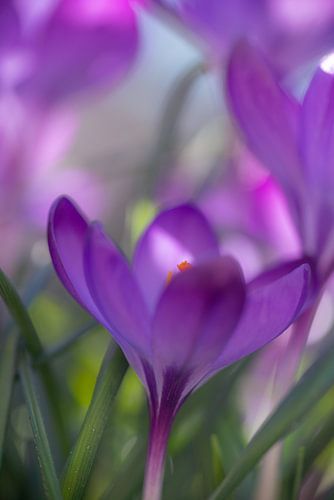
(62, 345, 128, 500)
(0, 267, 70, 454)
(0, 333, 19, 468)
(19, 353, 62, 500)
(209, 341, 334, 500)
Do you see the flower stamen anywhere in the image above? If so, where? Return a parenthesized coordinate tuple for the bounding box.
(177, 260, 192, 272)
(166, 260, 192, 284)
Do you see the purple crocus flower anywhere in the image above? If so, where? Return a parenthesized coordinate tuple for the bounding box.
(150, 0, 334, 75)
(0, 0, 139, 105)
(226, 42, 334, 387)
(227, 42, 334, 288)
(48, 196, 312, 500)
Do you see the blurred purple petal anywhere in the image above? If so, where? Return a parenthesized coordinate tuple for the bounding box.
(1, 0, 139, 104)
(48, 196, 150, 382)
(212, 260, 313, 371)
(227, 42, 301, 196)
(301, 62, 334, 193)
(0, 2, 20, 46)
(152, 256, 245, 390)
(226, 42, 334, 273)
(199, 150, 300, 267)
(47, 196, 105, 321)
(84, 222, 151, 356)
(132, 204, 220, 310)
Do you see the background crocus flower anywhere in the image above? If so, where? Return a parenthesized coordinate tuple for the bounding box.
(0, 0, 139, 273)
(48, 196, 312, 500)
(227, 42, 334, 288)
(226, 42, 334, 398)
(0, 0, 139, 105)
(150, 0, 334, 75)
(198, 149, 300, 275)
(0, 94, 108, 273)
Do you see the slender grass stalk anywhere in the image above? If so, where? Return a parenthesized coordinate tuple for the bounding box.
(62, 345, 128, 500)
(0, 333, 19, 468)
(291, 447, 305, 500)
(19, 353, 62, 500)
(0, 267, 70, 454)
(208, 340, 334, 500)
(283, 402, 334, 486)
(256, 305, 318, 499)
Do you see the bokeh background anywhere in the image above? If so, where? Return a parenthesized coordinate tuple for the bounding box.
(2, 1, 334, 499)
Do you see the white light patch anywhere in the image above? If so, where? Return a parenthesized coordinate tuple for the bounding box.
(320, 53, 334, 75)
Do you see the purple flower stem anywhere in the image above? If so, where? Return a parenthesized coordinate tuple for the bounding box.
(142, 411, 173, 500)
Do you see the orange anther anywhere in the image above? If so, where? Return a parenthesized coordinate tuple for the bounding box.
(177, 260, 192, 272)
(166, 261, 192, 285)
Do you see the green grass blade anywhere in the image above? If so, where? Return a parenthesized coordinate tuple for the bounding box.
(211, 435, 225, 488)
(0, 266, 70, 454)
(19, 353, 62, 500)
(0, 267, 43, 357)
(208, 342, 334, 500)
(3, 265, 51, 338)
(0, 333, 19, 468)
(62, 345, 128, 500)
(283, 401, 334, 487)
(291, 447, 305, 500)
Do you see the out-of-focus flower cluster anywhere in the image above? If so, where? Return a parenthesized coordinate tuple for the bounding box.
(0, 0, 138, 273)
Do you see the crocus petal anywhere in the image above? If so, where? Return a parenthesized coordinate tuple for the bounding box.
(48, 196, 105, 323)
(211, 260, 313, 372)
(152, 256, 245, 394)
(0, 2, 19, 46)
(48, 196, 150, 384)
(132, 204, 220, 311)
(301, 60, 334, 194)
(84, 222, 151, 357)
(16, 0, 139, 103)
(226, 42, 301, 195)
